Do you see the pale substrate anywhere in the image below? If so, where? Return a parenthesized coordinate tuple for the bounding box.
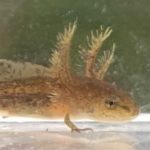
(0, 120, 150, 150)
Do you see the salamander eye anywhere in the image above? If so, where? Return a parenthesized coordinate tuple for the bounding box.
(105, 99, 117, 109)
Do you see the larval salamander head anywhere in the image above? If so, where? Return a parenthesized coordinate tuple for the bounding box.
(79, 78, 140, 123)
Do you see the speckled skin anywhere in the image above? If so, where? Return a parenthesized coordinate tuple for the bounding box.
(0, 75, 139, 122)
(0, 23, 140, 123)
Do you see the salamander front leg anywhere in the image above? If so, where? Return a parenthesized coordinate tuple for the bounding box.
(64, 113, 93, 133)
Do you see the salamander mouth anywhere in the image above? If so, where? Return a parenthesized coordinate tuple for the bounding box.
(118, 104, 130, 112)
(117, 101, 140, 117)
(106, 105, 139, 122)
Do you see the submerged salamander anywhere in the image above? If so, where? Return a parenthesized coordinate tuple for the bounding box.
(0, 22, 139, 132)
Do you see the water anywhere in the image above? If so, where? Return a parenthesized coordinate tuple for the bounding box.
(0, 0, 149, 108)
(0, 1, 149, 149)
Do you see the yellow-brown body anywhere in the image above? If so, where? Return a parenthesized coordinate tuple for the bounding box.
(0, 75, 139, 122)
(0, 22, 139, 123)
